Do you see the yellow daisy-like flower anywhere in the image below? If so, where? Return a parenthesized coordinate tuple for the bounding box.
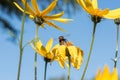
(52, 41, 84, 69)
(95, 65, 118, 80)
(30, 38, 54, 60)
(13, 0, 72, 31)
(77, 0, 120, 19)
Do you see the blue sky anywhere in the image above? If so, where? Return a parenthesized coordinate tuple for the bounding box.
(0, 0, 120, 80)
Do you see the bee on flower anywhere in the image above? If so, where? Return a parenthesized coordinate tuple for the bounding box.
(52, 36, 84, 69)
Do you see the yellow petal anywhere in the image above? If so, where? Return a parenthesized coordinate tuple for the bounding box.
(34, 40, 43, 49)
(41, 0, 57, 16)
(77, 48, 83, 66)
(58, 59, 65, 68)
(67, 46, 77, 57)
(71, 47, 83, 69)
(30, 41, 45, 57)
(77, 47, 84, 57)
(45, 20, 66, 32)
(77, 0, 91, 14)
(30, 43, 39, 53)
(95, 68, 101, 80)
(104, 8, 120, 19)
(39, 45, 47, 57)
(44, 11, 64, 20)
(53, 45, 67, 68)
(52, 18, 73, 23)
(13, 2, 30, 14)
(58, 45, 66, 56)
(34, 40, 47, 57)
(92, 0, 98, 9)
(71, 58, 79, 69)
(85, 0, 92, 7)
(52, 44, 60, 57)
(57, 45, 67, 68)
(104, 15, 120, 19)
(29, 15, 35, 19)
(22, 0, 35, 15)
(109, 8, 120, 15)
(111, 68, 118, 80)
(85, 0, 94, 10)
(101, 65, 111, 80)
(46, 52, 54, 59)
(40, 24, 45, 28)
(84, 0, 95, 15)
(97, 8, 109, 17)
(45, 38, 53, 53)
(31, 0, 41, 15)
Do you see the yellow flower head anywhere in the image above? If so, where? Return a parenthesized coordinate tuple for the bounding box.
(77, 0, 120, 19)
(30, 38, 54, 61)
(95, 65, 118, 80)
(52, 41, 84, 69)
(13, 0, 73, 31)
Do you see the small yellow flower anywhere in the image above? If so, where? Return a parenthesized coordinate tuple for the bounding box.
(77, 0, 120, 19)
(52, 41, 84, 69)
(31, 38, 54, 60)
(95, 65, 118, 80)
(13, 0, 73, 31)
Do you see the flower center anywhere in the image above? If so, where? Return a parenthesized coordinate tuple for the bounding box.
(34, 16, 44, 25)
(114, 18, 120, 25)
(91, 15, 102, 23)
(44, 57, 51, 62)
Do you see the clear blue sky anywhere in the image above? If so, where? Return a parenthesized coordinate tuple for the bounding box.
(0, 0, 120, 80)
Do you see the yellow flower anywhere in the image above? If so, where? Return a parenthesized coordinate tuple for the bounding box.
(13, 0, 72, 31)
(52, 41, 84, 69)
(30, 38, 54, 60)
(77, 0, 120, 19)
(95, 65, 118, 80)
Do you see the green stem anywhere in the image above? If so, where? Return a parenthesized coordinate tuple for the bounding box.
(34, 25, 39, 80)
(17, 50, 23, 80)
(17, 0, 27, 80)
(35, 25, 39, 38)
(34, 52, 37, 80)
(81, 22, 97, 80)
(114, 24, 119, 68)
(44, 60, 48, 80)
(68, 56, 71, 80)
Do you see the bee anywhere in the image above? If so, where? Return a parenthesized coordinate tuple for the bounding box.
(58, 36, 67, 45)
(58, 36, 73, 46)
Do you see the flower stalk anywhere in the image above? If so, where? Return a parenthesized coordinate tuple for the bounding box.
(35, 25, 39, 38)
(44, 58, 48, 80)
(34, 25, 39, 80)
(81, 17, 98, 80)
(114, 18, 120, 68)
(34, 52, 37, 80)
(66, 48, 71, 80)
(114, 25, 119, 68)
(17, 0, 27, 80)
(68, 56, 71, 80)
